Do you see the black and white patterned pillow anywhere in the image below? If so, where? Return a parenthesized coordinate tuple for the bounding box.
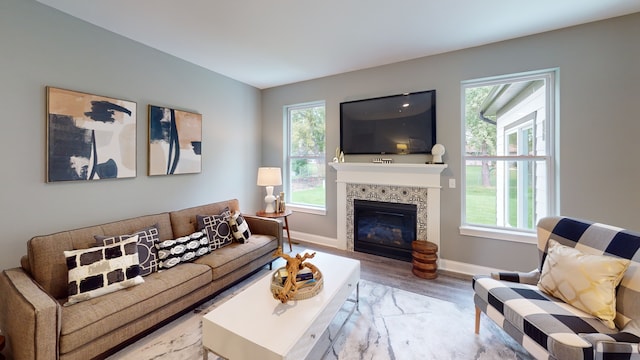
(155, 231, 210, 270)
(229, 211, 251, 243)
(197, 208, 233, 250)
(95, 224, 160, 276)
(64, 235, 144, 306)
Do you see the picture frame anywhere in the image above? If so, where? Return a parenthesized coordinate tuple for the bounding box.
(148, 105, 202, 176)
(46, 86, 137, 182)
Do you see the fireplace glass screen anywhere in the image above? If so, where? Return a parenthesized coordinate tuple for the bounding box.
(354, 199, 417, 261)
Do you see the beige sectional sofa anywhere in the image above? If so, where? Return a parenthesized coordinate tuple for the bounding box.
(0, 199, 282, 360)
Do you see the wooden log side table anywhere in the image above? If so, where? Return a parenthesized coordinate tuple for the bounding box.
(256, 209, 293, 252)
(411, 240, 438, 279)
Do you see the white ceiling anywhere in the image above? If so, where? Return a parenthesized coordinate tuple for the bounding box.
(37, 0, 640, 89)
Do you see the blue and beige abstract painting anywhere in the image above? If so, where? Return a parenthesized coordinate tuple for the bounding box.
(148, 105, 202, 176)
(46, 87, 137, 182)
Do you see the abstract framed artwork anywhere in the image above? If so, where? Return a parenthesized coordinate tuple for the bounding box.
(148, 105, 202, 176)
(46, 87, 137, 182)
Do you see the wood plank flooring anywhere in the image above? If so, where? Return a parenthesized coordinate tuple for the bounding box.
(287, 241, 475, 309)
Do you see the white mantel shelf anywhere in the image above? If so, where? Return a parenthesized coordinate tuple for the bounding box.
(329, 162, 447, 174)
(330, 162, 447, 251)
(329, 162, 447, 188)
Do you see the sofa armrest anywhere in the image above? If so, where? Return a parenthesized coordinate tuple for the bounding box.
(490, 269, 540, 285)
(243, 215, 283, 249)
(0, 268, 60, 360)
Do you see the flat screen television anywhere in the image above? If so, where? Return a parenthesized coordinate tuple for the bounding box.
(340, 90, 436, 154)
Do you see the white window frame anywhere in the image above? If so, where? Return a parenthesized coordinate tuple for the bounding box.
(460, 69, 559, 244)
(284, 100, 327, 215)
(503, 114, 536, 229)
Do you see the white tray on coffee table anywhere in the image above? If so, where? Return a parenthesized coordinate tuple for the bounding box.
(202, 249, 360, 360)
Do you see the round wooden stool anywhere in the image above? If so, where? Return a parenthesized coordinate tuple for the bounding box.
(412, 240, 438, 279)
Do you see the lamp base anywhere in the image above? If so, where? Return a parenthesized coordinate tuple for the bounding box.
(264, 201, 276, 213)
(264, 186, 276, 213)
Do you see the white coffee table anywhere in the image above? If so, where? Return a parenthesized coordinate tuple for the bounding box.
(202, 250, 360, 360)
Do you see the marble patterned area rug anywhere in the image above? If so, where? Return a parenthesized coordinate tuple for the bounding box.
(107, 279, 533, 360)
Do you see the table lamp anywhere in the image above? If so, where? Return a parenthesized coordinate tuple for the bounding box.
(257, 167, 282, 213)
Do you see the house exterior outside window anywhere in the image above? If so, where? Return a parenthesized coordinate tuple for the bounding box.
(461, 69, 558, 243)
(284, 101, 326, 214)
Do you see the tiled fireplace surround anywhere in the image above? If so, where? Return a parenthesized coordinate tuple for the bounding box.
(330, 162, 447, 254)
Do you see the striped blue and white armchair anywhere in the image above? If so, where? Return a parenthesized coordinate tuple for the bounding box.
(473, 216, 640, 360)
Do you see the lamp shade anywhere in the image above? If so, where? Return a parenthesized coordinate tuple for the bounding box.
(257, 167, 282, 186)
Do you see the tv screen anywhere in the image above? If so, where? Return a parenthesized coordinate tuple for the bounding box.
(340, 90, 436, 155)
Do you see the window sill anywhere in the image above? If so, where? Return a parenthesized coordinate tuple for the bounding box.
(459, 225, 536, 245)
(286, 204, 326, 216)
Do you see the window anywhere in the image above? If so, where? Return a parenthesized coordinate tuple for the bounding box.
(285, 101, 326, 213)
(461, 69, 557, 242)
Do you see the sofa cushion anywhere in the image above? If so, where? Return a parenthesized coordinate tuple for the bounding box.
(229, 211, 251, 243)
(194, 234, 277, 281)
(538, 239, 630, 329)
(169, 200, 241, 238)
(197, 212, 234, 250)
(59, 262, 211, 354)
(155, 231, 210, 269)
(95, 224, 161, 276)
(64, 235, 144, 306)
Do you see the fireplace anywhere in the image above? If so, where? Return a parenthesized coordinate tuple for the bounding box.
(330, 162, 446, 256)
(354, 199, 417, 262)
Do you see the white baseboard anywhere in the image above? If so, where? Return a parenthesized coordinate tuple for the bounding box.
(437, 259, 505, 276)
(289, 231, 505, 276)
(289, 230, 340, 249)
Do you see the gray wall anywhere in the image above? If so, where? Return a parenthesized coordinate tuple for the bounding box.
(262, 12, 640, 272)
(2, 0, 638, 274)
(0, 0, 263, 270)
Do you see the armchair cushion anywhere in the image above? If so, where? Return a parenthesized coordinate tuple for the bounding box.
(473, 275, 617, 360)
(537, 239, 630, 329)
(536, 217, 640, 330)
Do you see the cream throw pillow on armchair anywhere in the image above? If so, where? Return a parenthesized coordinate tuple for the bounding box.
(538, 239, 630, 329)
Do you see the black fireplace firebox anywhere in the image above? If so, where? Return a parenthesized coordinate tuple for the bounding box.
(353, 199, 417, 262)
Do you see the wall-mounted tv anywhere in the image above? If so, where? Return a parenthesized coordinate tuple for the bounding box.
(340, 90, 436, 155)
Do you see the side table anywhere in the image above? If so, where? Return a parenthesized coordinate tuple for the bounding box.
(256, 209, 293, 251)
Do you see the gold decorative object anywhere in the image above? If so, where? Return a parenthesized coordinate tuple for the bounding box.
(271, 250, 323, 303)
(278, 191, 286, 212)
